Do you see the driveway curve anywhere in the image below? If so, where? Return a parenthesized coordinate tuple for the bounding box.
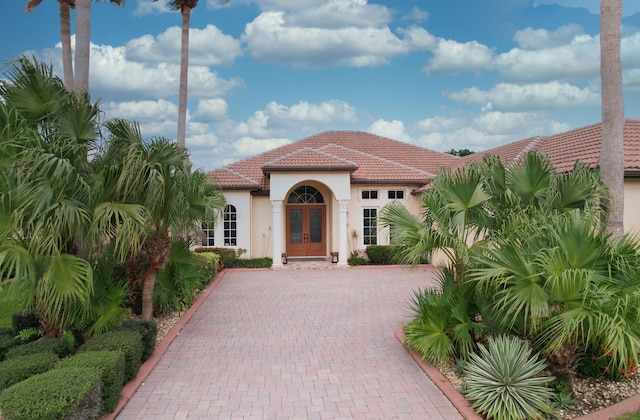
(116, 266, 463, 419)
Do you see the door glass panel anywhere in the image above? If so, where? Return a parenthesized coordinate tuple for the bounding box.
(290, 209, 303, 243)
(309, 209, 322, 243)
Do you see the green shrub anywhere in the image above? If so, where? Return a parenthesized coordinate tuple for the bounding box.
(195, 252, 220, 280)
(231, 258, 272, 268)
(0, 367, 101, 420)
(347, 255, 367, 266)
(0, 352, 59, 392)
(0, 334, 18, 361)
(5, 337, 74, 360)
(463, 335, 555, 420)
(78, 330, 142, 382)
(118, 319, 158, 362)
(57, 351, 125, 414)
(209, 247, 237, 268)
(365, 245, 396, 265)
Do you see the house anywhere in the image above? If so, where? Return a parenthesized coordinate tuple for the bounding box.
(206, 119, 640, 267)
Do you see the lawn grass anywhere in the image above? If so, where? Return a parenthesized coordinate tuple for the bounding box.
(0, 287, 25, 328)
(617, 412, 640, 420)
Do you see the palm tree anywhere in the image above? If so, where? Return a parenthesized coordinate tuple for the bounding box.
(161, 0, 228, 147)
(0, 57, 148, 337)
(599, 0, 625, 238)
(25, 0, 76, 90)
(98, 118, 226, 319)
(25, 0, 125, 94)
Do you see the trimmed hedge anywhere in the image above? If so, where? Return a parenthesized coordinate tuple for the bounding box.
(365, 245, 396, 265)
(0, 367, 101, 420)
(5, 337, 74, 360)
(347, 255, 367, 266)
(0, 333, 18, 361)
(0, 352, 59, 392)
(117, 319, 158, 362)
(195, 252, 220, 280)
(231, 258, 272, 269)
(78, 330, 142, 382)
(57, 351, 125, 414)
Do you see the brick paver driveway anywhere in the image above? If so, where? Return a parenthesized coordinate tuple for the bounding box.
(116, 266, 463, 419)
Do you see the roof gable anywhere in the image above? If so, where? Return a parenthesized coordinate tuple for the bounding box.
(262, 147, 358, 172)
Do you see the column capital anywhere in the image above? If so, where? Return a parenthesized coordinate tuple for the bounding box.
(271, 200, 283, 212)
(338, 199, 349, 212)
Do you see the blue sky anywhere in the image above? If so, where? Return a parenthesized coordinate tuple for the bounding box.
(3, 0, 640, 171)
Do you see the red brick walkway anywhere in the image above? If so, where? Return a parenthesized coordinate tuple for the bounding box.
(115, 266, 463, 419)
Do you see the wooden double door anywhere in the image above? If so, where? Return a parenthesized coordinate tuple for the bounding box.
(285, 205, 326, 257)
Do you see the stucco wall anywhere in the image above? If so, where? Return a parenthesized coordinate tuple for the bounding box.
(251, 195, 273, 258)
(215, 191, 252, 256)
(624, 178, 640, 236)
(346, 184, 423, 254)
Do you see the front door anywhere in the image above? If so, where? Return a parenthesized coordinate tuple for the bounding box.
(286, 205, 326, 257)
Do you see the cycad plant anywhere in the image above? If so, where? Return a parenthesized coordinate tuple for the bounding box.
(463, 335, 555, 420)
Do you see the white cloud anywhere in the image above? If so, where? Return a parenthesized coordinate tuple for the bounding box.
(494, 33, 599, 82)
(192, 98, 229, 122)
(265, 100, 357, 126)
(513, 24, 584, 50)
(367, 119, 413, 143)
(242, 11, 434, 68)
(423, 39, 494, 75)
(402, 7, 428, 23)
(87, 42, 242, 101)
(417, 116, 465, 131)
(104, 99, 178, 122)
(445, 82, 600, 111)
(126, 25, 242, 66)
(233, 137, 291, 155)
(416, 111, 571, 151)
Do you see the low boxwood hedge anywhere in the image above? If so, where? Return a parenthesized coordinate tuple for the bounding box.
(57, 350, 125, 414)
(0, 352, 59, 392)
(231, 258, 273, 269)
(5, 337, 74, 360)
(365, 245, 397, 265)
(0, 333, 18, 361)
(78, 330, 142, 382)
(117, 319, 158, 362)
(0, 367, 101, 420)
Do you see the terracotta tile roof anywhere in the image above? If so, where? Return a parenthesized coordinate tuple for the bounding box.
(206, 121, 640, 192)
(318, 144, 435, 184)
(460, 120, 640, 174)
(262, 148, 358, 172)
(208, 131, 457, 191)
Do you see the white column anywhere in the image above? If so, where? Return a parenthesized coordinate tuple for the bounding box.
(271, 200, 283, 267)
(338, 200, 349, 267)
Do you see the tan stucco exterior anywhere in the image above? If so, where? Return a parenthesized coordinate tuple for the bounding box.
(624, 178, 640, 236)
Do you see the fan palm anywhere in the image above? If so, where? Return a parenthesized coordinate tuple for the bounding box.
(0, 57, 148, 336)
(97, 118, 226, 319)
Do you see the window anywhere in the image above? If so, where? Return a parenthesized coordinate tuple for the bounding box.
(223, 205, 237, 246)
(361, 190, 378, 200)
(287, 185, 324, 203)
(201, 221, 215, 246)
(363, 208, 378, 245)
(388, 190, 404, 200)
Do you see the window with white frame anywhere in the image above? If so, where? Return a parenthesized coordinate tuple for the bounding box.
(201, 221, 215, 246)
(388, 189, 405, 200)
(361, 190, 378, 200)
(363, 208, 378, 245)
(223, 205, 237, 246)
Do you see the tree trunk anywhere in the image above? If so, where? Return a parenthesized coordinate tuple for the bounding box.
(74, 0, 92, 94)
(599, 0, 625, 238)
(59, 0, 74, 90)
(139, 232, 171, 320)
(176, 6, 191, 148)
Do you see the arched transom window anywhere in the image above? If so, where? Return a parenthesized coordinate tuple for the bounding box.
(287, 186, 324, 204)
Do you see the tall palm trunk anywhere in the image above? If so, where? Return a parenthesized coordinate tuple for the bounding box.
(176, 5, 192, 147)
(139, 230, 171, 320)
(59, 0, 75, 90)
(74, 0, 91, 94)
(599, 0, 625, 238)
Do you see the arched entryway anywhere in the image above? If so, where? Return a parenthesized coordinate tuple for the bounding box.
(285, 186, 326, 257)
